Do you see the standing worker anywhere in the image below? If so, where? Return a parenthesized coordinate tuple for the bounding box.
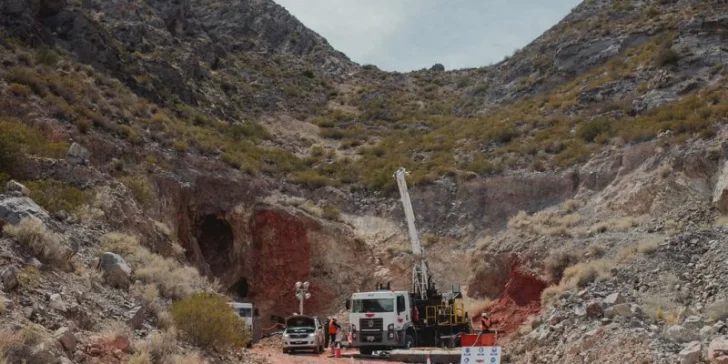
(480, 312, 493, 333)
(328, 317, 341, 347)
(324, 317, 331, 347)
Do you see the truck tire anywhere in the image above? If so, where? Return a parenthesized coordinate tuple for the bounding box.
(405, 331, 415, 349)
(360, 347, 373, 355)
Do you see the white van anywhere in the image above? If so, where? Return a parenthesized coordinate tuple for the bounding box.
(228, 302, 260, 347)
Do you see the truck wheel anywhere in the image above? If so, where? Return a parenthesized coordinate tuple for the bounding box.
(360, 347, 373, 355)
(405, 332, 415, 349)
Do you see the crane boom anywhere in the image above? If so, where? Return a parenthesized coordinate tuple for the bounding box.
(394, 167, 432, 300)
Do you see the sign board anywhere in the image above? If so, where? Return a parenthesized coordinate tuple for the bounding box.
(460, 346, 501, 364)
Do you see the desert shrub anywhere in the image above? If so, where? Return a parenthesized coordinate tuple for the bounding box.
(655, 46, 680, 67)
(171, 292, 248, 350)
(23, 179, 92, 215)
(561, 259, 611, 288)
(0, 118, 68, 177)
(118, 176, 155, 209)
(577, 120, 611, 142)
(0, 324, 49, 364)
(3, 218, 64, 265)
(641, 294, 679, 323)
(321, 206, 341, 220)
(288, 170, 337, 188)
(100, 233, 212, 300)
(134, 330, 179, 363)
(17, 266, 40, 288)
(637, 237, 661, 254)
(7, 83, 31, 97)
(541, 283, 568, 307)
(544, 246, 583, 282)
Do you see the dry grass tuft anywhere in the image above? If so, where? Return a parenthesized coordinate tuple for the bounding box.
(508, 210, 582, 237)
(561, 199, 581, 213)
(637, 237, 661, 254)
(544, 245, 583, 282)
(100, 232, 213, 300)
(641, 294, 679, 323)
(3, 218, 66, 266)
(0, 324, 49, 363)
(587, 243, 606, 258)
(561, 259, 611, 288)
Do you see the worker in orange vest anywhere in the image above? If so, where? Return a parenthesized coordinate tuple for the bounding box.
(480, 312, 494, 333)
(328, 317, 341, 346)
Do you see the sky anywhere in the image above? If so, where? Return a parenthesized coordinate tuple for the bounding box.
(275, 0, 581, 72)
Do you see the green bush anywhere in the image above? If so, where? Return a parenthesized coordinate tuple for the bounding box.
(171, 293, 248, 350)
(118, 175, 154, 208)
(7, 83, 31, 97)
(576, 120, 611, 142)
(22, 179, 92, 215)
(322, 206, 341, 220)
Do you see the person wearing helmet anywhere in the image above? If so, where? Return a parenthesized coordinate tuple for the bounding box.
(480, 312, 493, 333)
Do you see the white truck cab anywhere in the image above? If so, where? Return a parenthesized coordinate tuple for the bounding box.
(346, 290, 416, 355)
(228, 302, 259, 347)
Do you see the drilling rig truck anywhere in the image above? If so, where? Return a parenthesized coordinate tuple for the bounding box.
(345, 168, 472, 355)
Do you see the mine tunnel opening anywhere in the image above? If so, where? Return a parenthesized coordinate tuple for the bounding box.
(196, 214, 234, 277)
(233, 278, 249, 299)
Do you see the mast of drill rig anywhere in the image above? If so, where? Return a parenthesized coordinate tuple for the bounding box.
(394, 167, 433, 300)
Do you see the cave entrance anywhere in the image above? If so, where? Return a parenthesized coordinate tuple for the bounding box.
(196, 214, 234, 277)
(234, 278, 249, 299)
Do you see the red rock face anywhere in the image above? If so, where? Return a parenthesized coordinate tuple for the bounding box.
(471, 260, 546, 335)
(248, 209, 319, 317)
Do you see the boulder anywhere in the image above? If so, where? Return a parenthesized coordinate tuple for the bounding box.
(709, 336, 728, 363)
(668, 325, 693, 343)
(714, 161, 728, 213)
(5, 180, 30, 196)
(49, 293, 67, 312)
(126, 306, 145, 330)
(612, 303, 632, 317)
(678, 341, 701, 364)
(430, 63, 445, 72)
(701, 325, 717, 338)
(603, 293, 626, 306)
(0, 197, 50, 225)
(1, 266, 19, 291)
(55, 327, 77, 352)
(586, 301, 604, 318)
(66, 142, 89, 165)
(683, 316, 704, 331)
(100, 253, 132, 289)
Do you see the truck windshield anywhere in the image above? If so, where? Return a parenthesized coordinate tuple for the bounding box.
(236, 308, 252, 317)
(352, 298, 394, 313)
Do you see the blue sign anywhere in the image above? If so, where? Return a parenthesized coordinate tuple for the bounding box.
(461, 346, 501, 364)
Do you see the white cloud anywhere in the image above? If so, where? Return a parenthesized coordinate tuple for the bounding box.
(275, 0, 581, 72)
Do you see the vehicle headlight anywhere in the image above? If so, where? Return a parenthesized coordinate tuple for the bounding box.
(308, 333, 314, 338)
(283, 334, 290, 338)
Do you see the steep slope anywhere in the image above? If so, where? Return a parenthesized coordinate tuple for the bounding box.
(2, 0, 728, 363)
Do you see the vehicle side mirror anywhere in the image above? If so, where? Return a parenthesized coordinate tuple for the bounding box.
(254, 308, 259, 317)
(345, 299, 351, 310)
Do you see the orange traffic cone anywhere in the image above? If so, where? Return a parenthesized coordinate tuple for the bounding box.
(335, 342, 342, 358)
(426, 353, 431, 364)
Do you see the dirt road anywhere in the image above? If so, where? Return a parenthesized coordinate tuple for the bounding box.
(252, 347, 407, 364)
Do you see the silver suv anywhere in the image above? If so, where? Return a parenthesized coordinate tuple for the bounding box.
(282, 315, 325, 354)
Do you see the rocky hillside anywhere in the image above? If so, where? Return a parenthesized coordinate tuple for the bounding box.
(3, 0, 728, 363)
